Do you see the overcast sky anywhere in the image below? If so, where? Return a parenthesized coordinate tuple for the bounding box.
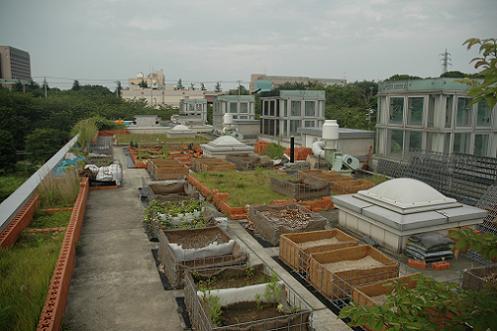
(1, 0, 495, 89)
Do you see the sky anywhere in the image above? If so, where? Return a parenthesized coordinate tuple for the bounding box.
(0, 0, 496, 90)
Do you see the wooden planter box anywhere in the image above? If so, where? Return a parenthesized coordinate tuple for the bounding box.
(270, 177, 330, 201)
(279, 229, 359, 274)
(147, 159, 188, 180)
(299, 170, 375, 195)
(462, 264, 497, 291)
(248, 204, 327, 246)
(352, 274, 418, 307)
(192, 158, 236, 173)
(308, 245, 399, 299)
(183, 266, 312, 331)
(158, 226, 247, 288)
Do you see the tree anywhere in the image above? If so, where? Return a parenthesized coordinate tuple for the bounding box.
(0, 130, 16, 172)
(463, 37, 497, 109)
(72, 80, 80, 91)
(115, 81, 122, 97)
(386, 74, 422, 81)
(440, 71, 466, 78)
(215, 82, 222, 92)
(190, 83, 195, 90)
(201, 82, 207, 91)
(25, 128, 69, 163)
(138, 79, 148, 88)
(176, 78, 184, 90)
(228, 84, 249, 95)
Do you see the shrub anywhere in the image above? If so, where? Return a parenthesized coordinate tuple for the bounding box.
(25, 128, 69, 164)
(264, 143, 285, 159)
(0, 130, 16, 172)
(37, 170, 80, 208)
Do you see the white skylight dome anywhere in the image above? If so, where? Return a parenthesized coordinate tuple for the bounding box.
(355, 178, 459, 214)
(209, 135, 244, 147)
(171, 124, 190, 131)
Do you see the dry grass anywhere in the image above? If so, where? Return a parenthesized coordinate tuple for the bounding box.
(37, 170, 80, 208)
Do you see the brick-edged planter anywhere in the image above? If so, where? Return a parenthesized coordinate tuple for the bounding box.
(39, 207, 73, 215)
(98, 129, 128, 136)
(36, 177, 90, 331)
(0, 194, 40, 248)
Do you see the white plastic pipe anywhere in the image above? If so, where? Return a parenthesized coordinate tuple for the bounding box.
(312, 140, 325, 158)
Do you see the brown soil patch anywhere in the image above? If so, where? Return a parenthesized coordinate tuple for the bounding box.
(299, 237, 339, 249)
(194, 266, 270, 290)
(221, 301, 286, 326)
(324, 256, 384, 273)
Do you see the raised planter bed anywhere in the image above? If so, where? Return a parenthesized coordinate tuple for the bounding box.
(248, 204, 327, 246)
(147, 159, 188, 180)
(299, 170, 375, 195)
(158, 226, 247, 288)
(352, 274, 418, 307)
(225, 154, 272, 171)
(308, 245, 399, 299)
(184, 265, 312, 331)
(462, 264, 497, 291)
(0, 194, 40, 248)
(37, 177, 90, 331)
(147, 181, 192, 202)
(279, 229, 359, 274)
(270, 176, 330, 201)
(191, 158, 236, 173)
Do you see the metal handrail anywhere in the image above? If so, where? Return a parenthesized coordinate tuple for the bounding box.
(0, 135, 78, 232)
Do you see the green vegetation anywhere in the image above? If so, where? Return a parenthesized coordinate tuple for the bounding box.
(144, 199, 207, 230)
(463, 37, 497, 109)
(30, 211, 72, 228)
(340, 274, 497, 331)
(0, 232, 64, 331)
(367, 174, 389, 185)
(26, 128, 69, 163)
(264, 143, 285, 159)
(451, 228, 497, 262)
(193, 169, 289, 206)
(37, 170, 80, 208)
(0, 130, 16, 171)
(116, 133, 209, 145)
(0, 175, 27, 203)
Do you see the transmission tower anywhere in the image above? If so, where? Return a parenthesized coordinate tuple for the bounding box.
(440, 49, 452, 74)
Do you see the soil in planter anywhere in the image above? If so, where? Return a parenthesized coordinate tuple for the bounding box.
(171, 232, 228, 249)
(194, 266, 271, 290)
(221, 301, 287, 326)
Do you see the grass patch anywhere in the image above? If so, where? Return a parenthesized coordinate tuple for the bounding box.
(193, 169, 290, 206)
(30, 211, 72, 228)
(0, 232, 64, 331)
(0, 175, 27, 203)
(116, 133, 209, 145)
(37, 170, 80, 209)
(264, 143, 285, 159)
(367, 174, 389, 185)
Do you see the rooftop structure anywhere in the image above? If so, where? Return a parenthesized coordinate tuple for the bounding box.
(260, 90, 325, 138)
(201, 135, 254, 158)
(128, 70, 165, 89)
(334, 178, 487, 252)
(0, 45, 31, 83)
(167, 124, 195, 138)
(178, 98, 208, 124)
(250, 73, 346, 92)
(213, 95, 256, 132)
(121, 86, 206, 108)
(375, 78, 497, 160)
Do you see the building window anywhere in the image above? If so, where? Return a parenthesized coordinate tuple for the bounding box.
(407, 97, 424, 125)
(283, 100, 288, 117)
(389, 97, 404, 124)
(232, 115, 238, 119)
(240, 103, 248, 113)
(304, 101, 316, 117)
(291, 101, 301, 116)
(453, 133, 471, 154)
(282, 120, 287, 136)
(263, 100, 269, 116)
(239, 115, 248, 119)
(445, 95, 453, 128)
(270, 100, 275, 116)
(290, 120, 301, 134)
(474, 134, 489, 156)
(476, 102, 491, 127)
(427, 95, 435, 128)
(304, 120, 315, 128)
(389, 129, 404, 155)
(456, 97, 472, 127)
(407, 131, 422, 152)
(229, 102, 238, 113)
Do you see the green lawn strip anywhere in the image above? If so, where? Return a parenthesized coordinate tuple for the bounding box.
(30, 211, 72, 229)
(193, 169, 290, 206)
(0, 232, 64, 331)
(116, 133, 209, 145)
(0, 175, 28, 203)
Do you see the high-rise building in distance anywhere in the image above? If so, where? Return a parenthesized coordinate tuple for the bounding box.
(0, 45, 31, 82)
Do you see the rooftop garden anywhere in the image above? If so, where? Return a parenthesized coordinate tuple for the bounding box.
(116, 133, 209, 146)
(193, 169, 290, 206)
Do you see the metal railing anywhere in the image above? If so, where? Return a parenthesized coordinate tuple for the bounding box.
(0, 135, 78, 232)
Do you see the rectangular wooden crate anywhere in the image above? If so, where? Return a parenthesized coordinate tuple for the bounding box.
(279, 229, 359, 274)
(352, 274, 418, 307)
(147, 159, 188, 180)
(248, 204, 327, 246)
(270, 176, 330, 201)
(191, 158, 236, 173)
(462, 264, 497, 291)
(158, 226, 248, 288)
(308, 245, 399, 299)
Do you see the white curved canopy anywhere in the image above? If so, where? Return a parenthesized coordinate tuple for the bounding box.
(355, 178, 459, 213)
(171, 124, 190, 131)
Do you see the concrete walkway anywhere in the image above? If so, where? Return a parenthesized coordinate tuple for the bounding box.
(64, 148, 181, 331)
